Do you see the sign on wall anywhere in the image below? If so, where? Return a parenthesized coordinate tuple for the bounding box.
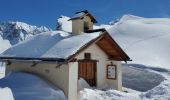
(107, 65, 117, 79)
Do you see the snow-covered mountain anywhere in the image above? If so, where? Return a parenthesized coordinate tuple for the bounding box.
(0, 21, 51, 45)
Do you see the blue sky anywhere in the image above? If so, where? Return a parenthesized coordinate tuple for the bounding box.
(0, 0, 170, 28)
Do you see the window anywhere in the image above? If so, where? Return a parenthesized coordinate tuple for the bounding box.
(84, 53, 91, 59)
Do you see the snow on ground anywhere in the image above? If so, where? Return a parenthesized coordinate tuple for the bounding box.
(0, 72, 67, 100)
(0, 35, 11, 53)
(106, 15, 170, 69)
(0, 64, 5, 79)
(78, 78, 90, 91)
(80, 64, 170, 100)
(0, 87, 14, 100)
(122, 64, 165, 92)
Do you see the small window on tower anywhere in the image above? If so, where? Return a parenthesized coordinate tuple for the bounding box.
(84, 53, 91, 59)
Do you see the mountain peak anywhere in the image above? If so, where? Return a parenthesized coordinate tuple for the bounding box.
(0, 21, 51, 45)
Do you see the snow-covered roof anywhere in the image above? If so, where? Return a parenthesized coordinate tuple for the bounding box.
(73, 12, 85, 18)
(0, 31, 101, 60)
(69, 10, 97, 23)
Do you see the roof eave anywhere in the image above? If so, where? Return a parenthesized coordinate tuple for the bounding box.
(0, 56, 66, 63)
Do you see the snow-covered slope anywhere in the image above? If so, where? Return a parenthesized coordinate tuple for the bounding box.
(0, 21, 51, 45)
(106, 15, 170, 69)
(0, 72, 67, 100)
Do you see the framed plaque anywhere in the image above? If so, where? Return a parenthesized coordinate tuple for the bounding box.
(107, 65, 117, 79)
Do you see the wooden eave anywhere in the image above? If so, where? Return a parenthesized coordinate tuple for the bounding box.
(0, 56, 66, 63)
(96, 32, 131, 61)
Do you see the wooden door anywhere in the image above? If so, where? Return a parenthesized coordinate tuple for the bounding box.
(78, 60, 97, 86)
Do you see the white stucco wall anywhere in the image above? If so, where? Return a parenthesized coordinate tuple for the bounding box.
(75, 43, 122, 90)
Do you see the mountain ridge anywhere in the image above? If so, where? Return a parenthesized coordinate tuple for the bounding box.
(0, 21, 51, 45)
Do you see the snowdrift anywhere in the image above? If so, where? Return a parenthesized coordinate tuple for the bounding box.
(0, 87, 13, 100)
(122, 64, 165, 91)
(0, 72, 67, 100)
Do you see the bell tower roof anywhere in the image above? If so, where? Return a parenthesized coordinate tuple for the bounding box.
(69, 10, 97, 23)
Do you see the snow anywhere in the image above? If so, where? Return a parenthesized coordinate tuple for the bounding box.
(0, 63, 5, 79)
(43, 32, 101, 58)
(0, 72, 67, 100)
(1, 31, 101, 59)
(1, 31, 68, 58)
(78, 78, 90, 91)
(73, 12, 85, 18)
(57, 16, 72, 33)
(0, 35, 11, 53)
(142, 81, 170, 100)
(122, 64, 165, 91)
(0, 87, 14, 100)
(1, 15, 170, 100)
(99, 15, 170, 69)
(0, 21, 50, 45)
(80, 64, 170, 100)
(80, 88, 141, 100)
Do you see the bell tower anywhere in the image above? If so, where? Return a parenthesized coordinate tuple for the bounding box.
(69, 10, 97, 35)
